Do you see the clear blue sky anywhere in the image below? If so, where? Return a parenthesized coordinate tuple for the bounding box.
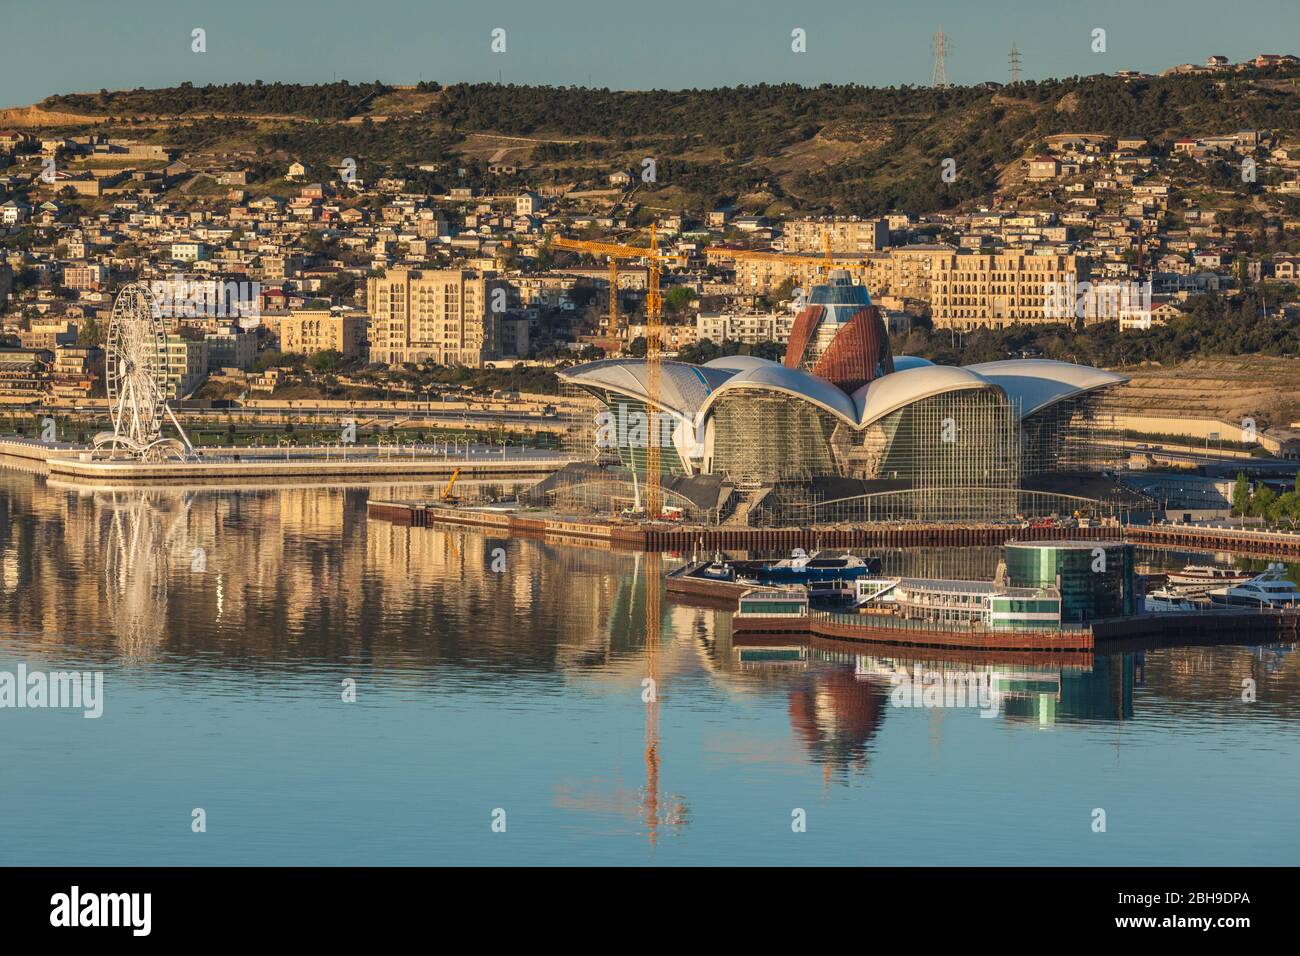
(3, 0, 1298, 108)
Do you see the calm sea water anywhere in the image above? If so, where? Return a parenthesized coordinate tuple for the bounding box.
(0, 466, 1297, 866)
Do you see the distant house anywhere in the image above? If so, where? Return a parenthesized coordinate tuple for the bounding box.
(607, 170, 633, 187)
(0, 199, 30, 224)
(1027, 156, 1060, 180)
(0, 130, 33, 151)
(287, 161, 307, 179)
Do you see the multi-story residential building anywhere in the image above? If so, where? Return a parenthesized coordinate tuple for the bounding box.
(62, 261, 107, 291)
(862, 245, 956, 302)
(279, 309, 366, 360)
(163, 335, 210, 398)
(51, 345, 103, 399)
(0, 348, 53, 402)
(622, 323, 698, 352)
(928, 252, 1088, 329)
(171, 241, 207, 262)
(696, 310, 796, 345)
(728, 255, 835, 295)
(366, 268, 501, 366)
(20, 320, 78, 350)
(203, 326, 258, 371)
(782, 217, 890, 254)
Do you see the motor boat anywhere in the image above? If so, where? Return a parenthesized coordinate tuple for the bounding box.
(729, 551, 882, 585)
(1143, 587, 1197, 613)
(1166, 564, 1253, 594)
(1208, 567, 1300, 609)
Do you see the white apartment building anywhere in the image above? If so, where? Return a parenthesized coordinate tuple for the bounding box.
(696, 311, 796, 345)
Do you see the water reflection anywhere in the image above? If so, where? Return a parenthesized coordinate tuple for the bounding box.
(1, 464, 1298, 862)
(98, 491, 193, 661)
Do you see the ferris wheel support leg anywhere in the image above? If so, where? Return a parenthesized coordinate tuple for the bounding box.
(164, 403, 197, 460)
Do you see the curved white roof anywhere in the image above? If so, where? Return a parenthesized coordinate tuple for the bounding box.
(696, 362, 859, 425)
(560, 356, 1125, 433)
(851, 365, 999, 426)
(558, 359, 735, 418)
(702, 355, 782, 373)
(963, 359, 1127, 419)
(892, 355, 935, 371)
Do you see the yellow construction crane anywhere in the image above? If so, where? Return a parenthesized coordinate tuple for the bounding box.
(704, 239, 869, 277)
(551, 233, 684, 344)
(552, 228, 683, 519)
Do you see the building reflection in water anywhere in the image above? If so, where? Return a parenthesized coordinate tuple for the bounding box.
(0, 466, 1292, 842)
(787, 667, 890, 779)
(727, 641, 1137, 783)
(97, 491, 194, 661)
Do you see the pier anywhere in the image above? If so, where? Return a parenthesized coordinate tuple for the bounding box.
(366, 499, 1300, 560)
(2, 438, 565, 487)
(730, 606, 1300, 653)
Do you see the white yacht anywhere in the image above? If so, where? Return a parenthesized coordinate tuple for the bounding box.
(1208, 567, 1300, 609)
(1167, 564, 1253, 594)
(1144, 587, 1197, 613)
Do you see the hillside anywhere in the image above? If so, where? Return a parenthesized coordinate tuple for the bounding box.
(14, 71, 1300, 215)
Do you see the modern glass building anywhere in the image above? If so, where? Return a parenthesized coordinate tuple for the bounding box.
(556, 273, 1129, 521)
(1004, 540, 1136, 623)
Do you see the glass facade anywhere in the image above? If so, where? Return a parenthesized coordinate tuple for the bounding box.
(1004, 542, 1135, 623)
(708, 388, 841, 484)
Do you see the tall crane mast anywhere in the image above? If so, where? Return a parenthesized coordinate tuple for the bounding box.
(552, 228, 684, 519)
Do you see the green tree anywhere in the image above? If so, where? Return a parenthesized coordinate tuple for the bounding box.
(1251, 485, 1276, 519)
(1232, 473, 1251, 516)
(310, 349, 344, 374)
(664, 286, 695, 314)
(77, 315, 102, 347)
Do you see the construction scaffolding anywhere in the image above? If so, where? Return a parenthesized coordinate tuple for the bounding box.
(557, 381, 614, 464)
(1021, 393, 1124, 476)
(810, 486, 1119, 523)
(709, 389, 841, 485)
(844, 390, 1021, 491)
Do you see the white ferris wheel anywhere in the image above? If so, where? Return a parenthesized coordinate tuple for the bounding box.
(93, 283, 195, 461)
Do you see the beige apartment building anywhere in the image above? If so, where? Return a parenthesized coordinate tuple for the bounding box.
(783, 217, 890, 254)
(696, 310, 796, 345)
(280, 309, 366, 360)
(928, 252, 1088, 329)
(163, 335, 209, 399)
(366, 268, 502, 366)
(20, 320, 79, 350)
(730, 256, 846, 295)
(729, 245, 951, 299)
(62, 262, 107, 291)
(862, 245, 955, 302)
